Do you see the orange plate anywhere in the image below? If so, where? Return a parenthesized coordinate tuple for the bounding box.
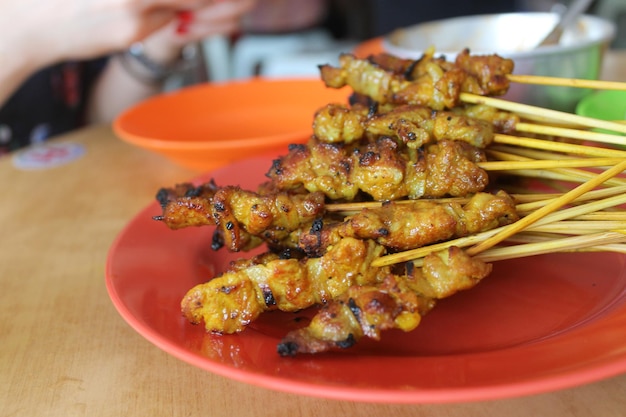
(113, 78, 350, 172)
(106, 156, 626, 404)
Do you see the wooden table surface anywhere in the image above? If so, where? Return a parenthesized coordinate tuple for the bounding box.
(2, 50, 626, 417)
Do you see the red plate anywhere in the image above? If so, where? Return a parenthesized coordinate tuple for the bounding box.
(105, 156, 626, 404)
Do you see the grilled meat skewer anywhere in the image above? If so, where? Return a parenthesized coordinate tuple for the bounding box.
(181, 237, 388, 334)
(319, 49, 513, 110)
(268, 137, 489, 201)
(278, 246, 492, 356)
(155, 183, 326, 252)
(299, 191, 518, 255)
(313, 103, 519, 148)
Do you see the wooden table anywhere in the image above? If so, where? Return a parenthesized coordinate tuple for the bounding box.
(2, 50, 626, 417)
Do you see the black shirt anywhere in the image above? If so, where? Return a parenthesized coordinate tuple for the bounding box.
(0, 59, 107, 155)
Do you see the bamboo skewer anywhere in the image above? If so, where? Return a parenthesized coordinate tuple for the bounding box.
(465, 159, 626, 256)
(531, 193, 626, 225)
(506, 230, 626, 245)
(515, 122, 626, 147)
(348, 74, 626, 287)
(326, 184, 626, 215)
(487, 147, 626, 187)
(574, 212, 626, 221)
(371, 191, 626, 267)
(409, 230, 626, 267)
(515, 220, 626, 234)
(473, 230, 626, 263)
(413, 73, 626, 268)
(587, 244, 626, 253)
(461, 93, 626, 134)
(489, 146, 587, 162)
(507, 74, 626, 91)
(499, 169, 597, 184)
(330, 75, 626, 268)
(479, 157, 625, 171)
(493, 134, 626, 158)
(515, 184, 626, 213)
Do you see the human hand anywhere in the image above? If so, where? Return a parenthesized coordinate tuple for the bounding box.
(139, 0, 256, 64)
(1, 0, 220, 70)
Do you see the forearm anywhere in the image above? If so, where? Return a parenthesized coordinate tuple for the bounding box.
(87, 54, 161, 124)
(87, 0, 256, 123)
(0, 50, 36, 107)
(0, 5, 58, 107)
(0, 0, 201, 109)
(86, 31, 183, 124)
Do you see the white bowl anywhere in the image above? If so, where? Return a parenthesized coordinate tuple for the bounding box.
(383, 12, 616, 111)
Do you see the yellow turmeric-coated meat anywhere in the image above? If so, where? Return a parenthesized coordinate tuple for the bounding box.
(161, 49, 525, 355)
(156, 182, 326, 252)
(340, 190, 518, 251)
(267, 136, 489, 201)
(319, 49, 513, 110)
(296, 191, 518, 255)
(181, 237, 388, 334)
(277, 246, 492, 356)
(313, 101, 519, 148)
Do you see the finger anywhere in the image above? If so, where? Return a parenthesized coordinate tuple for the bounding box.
(186, 19, 241, 38)
(143, 0, 215, 9)
(176, 10, 194, 34)
(134, 8, 180, 42)
(192, 0, 255, 20)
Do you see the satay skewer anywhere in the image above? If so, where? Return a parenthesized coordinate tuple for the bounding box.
(405, 229, 626, 267)
(493, 134, 626, 158)
(470, 230, 626, 263)
(371, 191, 626, 267)
(409, 227, 626, 267)
(575, 212, 626, 221)
(515, 220, 626, 234)
(514, 122, 626, 148)
(478, 157, 625, 171)
(326, 184, 626, 214)
(461, 92, 626, 134)
(506, 233, 626, 254)
(513, 184, 626, 209)
(486, 147, 626, 187)
(507, 74, 626, 91)
(466, 159, 626, 255)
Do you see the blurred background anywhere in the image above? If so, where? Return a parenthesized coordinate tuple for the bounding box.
(173, 0, 625, 87)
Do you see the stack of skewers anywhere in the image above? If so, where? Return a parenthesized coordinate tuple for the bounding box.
(154, 47, 626, 356)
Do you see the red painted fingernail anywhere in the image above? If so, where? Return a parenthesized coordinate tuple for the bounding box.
(176, 11, 193, 35)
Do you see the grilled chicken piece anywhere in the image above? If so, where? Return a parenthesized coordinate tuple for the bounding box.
(319, 49, 513, 110)
(320, 53, 410, 105)
(180, 237, 388, 334)
(155, 164, 510, 254)
(298, 191, 518, 255)
(312, 103, 368, 144)
(277, 246, 492, 356)
(366, 104, 495, 149)
(155, 183, 326, 252)
(339, 191, 518, 251)
(457, 104, 520, 134)
(313, 101, 519, 148)
(454, 50, 514, 96)
(277, 274, 432, 356)
(210, 186, 326, 251)
(268, 137, 488, 201)
(154, 180, 221, 229)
